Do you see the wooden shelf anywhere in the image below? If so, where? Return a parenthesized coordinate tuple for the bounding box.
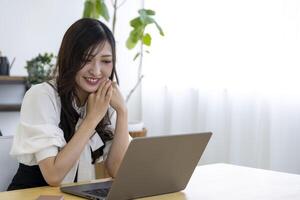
(0, 75, 26, 84)
(0, 76, 26, 112)
(0, 104, 21, 111)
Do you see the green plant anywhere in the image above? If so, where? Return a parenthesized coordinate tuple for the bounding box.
(25, 53, 55, 85)
(125, 8, 164, 102)
(83, 0, 164, 102)
(126, 9, 164, 51)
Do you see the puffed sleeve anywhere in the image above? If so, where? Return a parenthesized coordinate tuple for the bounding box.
(10, 83, 66, 166)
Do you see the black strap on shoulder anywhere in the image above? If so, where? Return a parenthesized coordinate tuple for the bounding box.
(74, 167, 78, 183)
(46, 81, 57, 91)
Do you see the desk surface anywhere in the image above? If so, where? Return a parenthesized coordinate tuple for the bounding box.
(1, 163, 300, 200)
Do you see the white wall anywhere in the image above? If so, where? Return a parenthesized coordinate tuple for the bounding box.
(141, 0, 300, 174)
(0, 0, 143, 135)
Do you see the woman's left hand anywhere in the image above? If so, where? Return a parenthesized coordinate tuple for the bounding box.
(110, 82, 127, 113)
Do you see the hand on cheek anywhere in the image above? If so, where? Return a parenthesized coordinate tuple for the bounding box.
(110, 82, 127, 113)
(86, 80, 113, 125)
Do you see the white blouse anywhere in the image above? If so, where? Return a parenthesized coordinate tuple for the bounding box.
(10, 81, 114, 183)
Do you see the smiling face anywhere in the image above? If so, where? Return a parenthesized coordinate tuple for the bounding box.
(75, 41, 113, 103)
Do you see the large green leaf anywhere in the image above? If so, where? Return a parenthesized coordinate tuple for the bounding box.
(154, 21, 165, 36)
(138, 9, 146, 16)
(126, 36, 137, 49)
(130, 17, 143, 28)
(138, 9, 155, 16)
(142, 33, 151, 46)
(143, 16, 155, 25)
(83, 1, 93, 18)
(99, 0, 110, 21)
(126, 26, 145, 49)
(96, 0, 101, 15)
(126, 8, 164, 52)
(82, 0, 109, 21)
(134, 27, 144, 42)
(145, 9, 155, 15)
(91, 0, 98, 18)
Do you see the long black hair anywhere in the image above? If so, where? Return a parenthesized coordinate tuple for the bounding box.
(54, 18, 118, 163)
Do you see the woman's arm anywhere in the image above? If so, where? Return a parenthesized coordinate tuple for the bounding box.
(105, 108, 129, 177)
(39, 80, 113, 186)
(105, 82, 130, 177)
(38, 119, 96, 186)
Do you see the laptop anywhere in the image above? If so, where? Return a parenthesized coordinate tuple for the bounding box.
(60, 132, 212, 200)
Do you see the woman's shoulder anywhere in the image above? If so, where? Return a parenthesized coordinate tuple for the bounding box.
(23, 80, 61, 110)
(25, 80, 58, 98)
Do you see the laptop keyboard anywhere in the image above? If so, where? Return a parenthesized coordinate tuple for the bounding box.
(83, 188, 110, 197)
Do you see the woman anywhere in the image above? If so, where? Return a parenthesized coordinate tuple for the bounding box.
(8, 18, 130, 190)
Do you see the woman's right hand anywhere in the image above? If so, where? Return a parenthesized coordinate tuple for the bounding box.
(85, 79, 113, 127)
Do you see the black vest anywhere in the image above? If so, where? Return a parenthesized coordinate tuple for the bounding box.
(7, 163, 48, 190)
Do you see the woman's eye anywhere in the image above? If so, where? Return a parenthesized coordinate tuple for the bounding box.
(103, 60, 112, 64)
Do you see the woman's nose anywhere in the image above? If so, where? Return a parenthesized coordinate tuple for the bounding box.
(89, 62, 103, 76)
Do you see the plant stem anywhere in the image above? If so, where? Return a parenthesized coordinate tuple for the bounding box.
(125, 0, 145, 104)
(117, 0, 128, 9)
(125, 43, 144, 103)
(138, 43, 143, 80)
(125, 74, 144, 103)
(112, 0, 118, 34)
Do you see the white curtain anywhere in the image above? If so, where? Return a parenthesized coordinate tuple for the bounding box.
(142, 0, 300, 174)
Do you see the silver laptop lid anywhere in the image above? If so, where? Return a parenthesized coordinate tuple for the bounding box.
(107, 132, 212, 200)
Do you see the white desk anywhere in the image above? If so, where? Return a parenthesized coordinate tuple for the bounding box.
(1, 163, 300, 200)
(181, 163, 300, 200)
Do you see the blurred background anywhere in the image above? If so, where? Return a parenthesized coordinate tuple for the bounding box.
(1, 0, 300, 175)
